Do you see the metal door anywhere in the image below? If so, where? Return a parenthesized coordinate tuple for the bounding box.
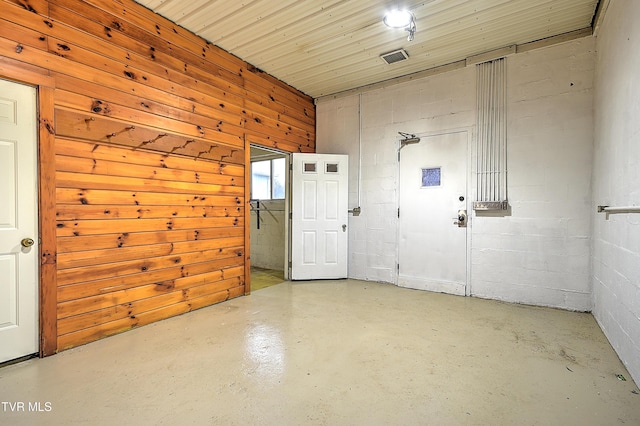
(398, 131, 468, 295)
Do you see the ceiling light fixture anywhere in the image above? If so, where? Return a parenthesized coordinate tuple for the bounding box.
(383, 9, 416, 41)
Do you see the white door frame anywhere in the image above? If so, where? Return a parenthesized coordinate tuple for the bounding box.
(395, 127, 473, 296)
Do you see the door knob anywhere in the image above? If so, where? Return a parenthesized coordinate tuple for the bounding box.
(453, 210, 467, 227)
(21, 238, 35, 248)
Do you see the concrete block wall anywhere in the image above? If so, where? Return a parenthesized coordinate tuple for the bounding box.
(318, 67, 476, 282)
(249, 199, 286, 271)
(472, 38, 595, 310)
(316, 36, 595, 311)
(592, 0, 640, 386)
(315, 96, 361, 214)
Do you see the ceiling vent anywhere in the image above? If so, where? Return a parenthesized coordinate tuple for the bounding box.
(380, 49, 409, 65)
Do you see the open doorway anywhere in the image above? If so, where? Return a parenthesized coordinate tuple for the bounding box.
(249, 145, 290, 291)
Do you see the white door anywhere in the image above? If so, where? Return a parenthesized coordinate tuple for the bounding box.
(291, 153, 348, 280)
(0, 79, 39, 363)
(398, 131, 467, 295)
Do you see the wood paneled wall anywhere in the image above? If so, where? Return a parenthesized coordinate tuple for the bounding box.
(0, 0, 315, 353)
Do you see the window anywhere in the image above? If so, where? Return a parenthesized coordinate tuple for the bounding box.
(303, 162, 317, 173)
(421, 167, 441, 187)
(251, 158, 285, 200)
(325, 163, 339, 173)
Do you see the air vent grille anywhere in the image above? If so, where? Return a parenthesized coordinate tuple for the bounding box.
(380, 49, 409, 65)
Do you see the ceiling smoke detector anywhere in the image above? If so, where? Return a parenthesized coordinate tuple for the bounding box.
(380, 49, 409, 65)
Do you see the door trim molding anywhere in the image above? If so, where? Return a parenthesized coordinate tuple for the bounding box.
(244, 135, 251, 295)
(38, 85, 57, 356)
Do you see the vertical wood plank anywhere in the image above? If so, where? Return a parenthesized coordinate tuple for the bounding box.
(38, 85, 57, 356)
(244, 134, 251, 295)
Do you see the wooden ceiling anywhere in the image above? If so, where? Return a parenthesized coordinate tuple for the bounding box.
(134, 0, 600, 98)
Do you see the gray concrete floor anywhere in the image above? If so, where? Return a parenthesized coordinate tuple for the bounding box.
(1, 279, 639, 425)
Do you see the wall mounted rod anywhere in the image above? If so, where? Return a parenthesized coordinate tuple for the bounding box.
(255, 200, 260, 229)
(358, 93, 363, 208)
(597, 205, 640, 213)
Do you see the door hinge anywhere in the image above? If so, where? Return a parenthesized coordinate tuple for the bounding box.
(288, 261, 292, 268)
(289, 212, 293, 220)
(397, 263, 400, 272)
(397, 208, 400, 218)
(289, 163, 293, 171)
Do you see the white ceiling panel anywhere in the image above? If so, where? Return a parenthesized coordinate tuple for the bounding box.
(134, 0, 599, 98)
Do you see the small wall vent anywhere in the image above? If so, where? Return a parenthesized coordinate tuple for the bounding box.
(380, 49, 409, 65)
